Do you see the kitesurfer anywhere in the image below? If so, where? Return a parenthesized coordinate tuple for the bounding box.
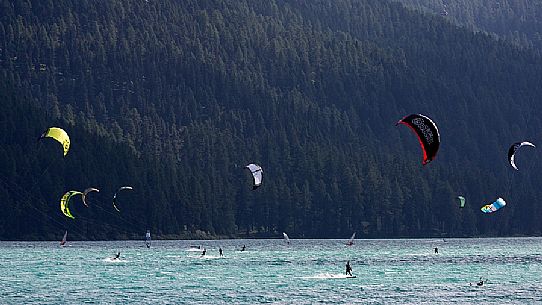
(241, 245, 246, 251)
(477, 277, 484, 286)
(434, 247, 438, 254)
(113, 252, 120, 260)
(346, 261, 353, 276)
(219, 247, 223, 257)
(201, 248, 206, 257)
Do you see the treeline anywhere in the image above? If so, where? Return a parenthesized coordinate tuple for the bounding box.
(394, 0, 542, 51)
(1, 0, 542, 240)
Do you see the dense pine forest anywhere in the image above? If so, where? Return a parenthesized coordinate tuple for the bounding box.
(1, 0, 542, 240)
(395, 0, 542, 51)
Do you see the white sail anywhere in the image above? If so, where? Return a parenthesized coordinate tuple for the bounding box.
(346, 232, 356, 246)
(145, 230, 151, 248)
(283, 232, 290, 244)
(60, 231, 67, 246)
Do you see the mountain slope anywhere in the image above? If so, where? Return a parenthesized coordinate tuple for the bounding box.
(1, 0, 542, 239)
(394, 0, 542, 50)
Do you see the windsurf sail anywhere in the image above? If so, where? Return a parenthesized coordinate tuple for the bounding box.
(481, 197, 507, 214)
(457, 196, 465, 208)
(145, 230, 151, 248)
(283, 232, 290, 244)
(245, 164, 263, 189)
(508, 141, 535, 170)
(113, 186, 133, 212)
(396, 114, 440, 165)
(346, 232, 356, 246)
(39, 127, 70, 156)
(60, 231, 67, 246)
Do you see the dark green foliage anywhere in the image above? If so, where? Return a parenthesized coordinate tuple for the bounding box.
(395, 0, 542, 51)
(1, 0, 542, 240)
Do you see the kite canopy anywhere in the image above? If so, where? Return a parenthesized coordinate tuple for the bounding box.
(481, 197, 506, 214)
(457, 196, 465, 208)
(397, 114, 440, 165)
(245, 164, 263, 189)
(39, 127, 70, 156)
(508, 141, 535, 170)
(82, 187, 100, 207)
(60, 191, 83, 219)
(113, 186, 133, 212)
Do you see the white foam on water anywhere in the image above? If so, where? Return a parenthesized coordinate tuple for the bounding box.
(302, 273, 356, 279)
(188, 255, 225, 259)
(103, 257, 127, 263)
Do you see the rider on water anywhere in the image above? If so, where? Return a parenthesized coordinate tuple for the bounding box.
(346, 261, 353, 276)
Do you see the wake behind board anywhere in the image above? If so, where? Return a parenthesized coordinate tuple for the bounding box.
(302, 273, 357, 279)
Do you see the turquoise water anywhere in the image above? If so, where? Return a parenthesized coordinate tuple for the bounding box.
(1, 238, 541, 304)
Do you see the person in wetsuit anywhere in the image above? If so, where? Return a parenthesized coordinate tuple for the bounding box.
(219, 247, 223, 257)
(241, 245, 246, 251)
(201, 248, 206, 257)
(346, 261, 353, 276)
(434, 247, 439, 254)
(113, 252, 120, 260)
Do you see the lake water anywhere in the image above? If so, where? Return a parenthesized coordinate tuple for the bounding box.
(0, 238, 541, 304)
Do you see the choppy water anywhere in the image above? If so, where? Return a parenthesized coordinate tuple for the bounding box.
(1, 238, 541, 304)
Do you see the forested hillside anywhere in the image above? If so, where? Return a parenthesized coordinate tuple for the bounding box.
(1, 0, 542, 240)
(395, 0, 542, 51)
